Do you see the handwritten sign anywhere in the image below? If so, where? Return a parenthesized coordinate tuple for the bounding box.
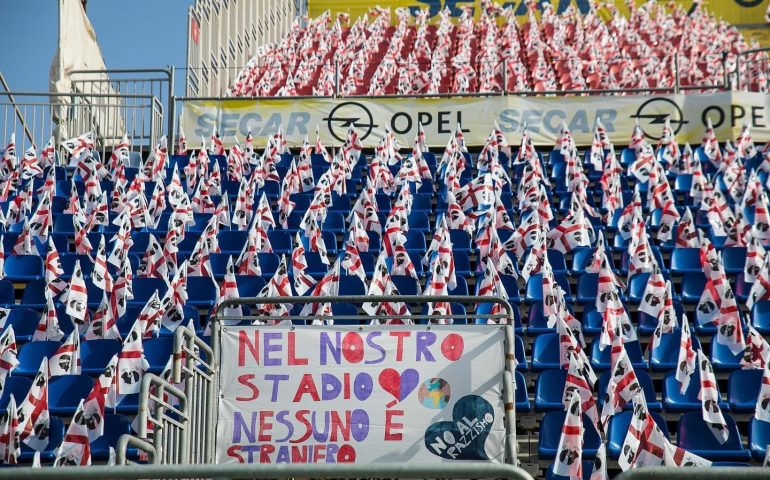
(216, 325, 506, 464)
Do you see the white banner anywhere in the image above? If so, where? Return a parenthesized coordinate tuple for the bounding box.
(182, 91, 770, 148)
(216, 325, 507, 464)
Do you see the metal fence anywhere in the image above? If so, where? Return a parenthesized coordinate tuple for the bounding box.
(116, 326, 215, 466)
(616, 467, 770, 479)
(0, 462, 536, 479)
(0, 90, 162, 164)
(736, 46, 770, 92)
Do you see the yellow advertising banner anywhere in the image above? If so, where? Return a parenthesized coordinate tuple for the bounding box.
(181, 92, 770, 149)
(307, 0, 770, 26)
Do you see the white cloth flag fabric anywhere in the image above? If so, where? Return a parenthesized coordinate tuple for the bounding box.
(552, 390, 583, 479)
(698, 350, 729, 444)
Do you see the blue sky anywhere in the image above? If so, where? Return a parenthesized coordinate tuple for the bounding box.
(0, 0, 193, 94)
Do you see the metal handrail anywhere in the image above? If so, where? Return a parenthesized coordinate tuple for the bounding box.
(0, 462, 536, 479)
(0, 73, 40, 148)
(616, 467, 768, 479)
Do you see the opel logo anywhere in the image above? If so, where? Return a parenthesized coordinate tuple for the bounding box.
(323, 101, 377, 143)
(630, 97, 688, 141)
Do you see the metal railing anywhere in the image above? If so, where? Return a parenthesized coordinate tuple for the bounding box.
(0, 91, 162, 163)
(69, 68, 175, 149)
(736, 46, 770, 92)
(0, 462, 536, 479)
(116, 326, 215, 465)
(617, 467, 770, 479)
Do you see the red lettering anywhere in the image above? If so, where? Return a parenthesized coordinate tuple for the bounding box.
(313, 444, 326, 463)
(441, 333, 464, 361)
(227, 445, 244, 463)
(292, 410, 312, 443)
(337, 444, 356, 463)
(385, 410, 404, 441)
(291, 445, 308, 462)
(238, 330, 259, 366)
(293, 374, 321, 402)
(343, 372, 350, 400)
(236, 374, 259, 401)
(258, 411, 274, 442)
(259, 444, 275, 463)
(329, 410, 351, 442)
(389, 332, 411, 361)
(288, 331, 308, 365)
(342, 332, 364, 363)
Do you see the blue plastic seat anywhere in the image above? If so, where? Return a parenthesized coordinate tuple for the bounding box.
(663, 370, 729, 413)
(590, 339, 646, 371)
(91, 414, 133, 460)
(710, 335, 743, 371)
(670, 248, 702, 274)
(474, 302, 522, 333)
(539, 410, 601, 459)
(751, 300, 770, 334)
(680, 273, 707, 304)
(607, 410, 669, 459)
(303, 252, 330, 277)
(597, 369, 662, 411)
(128, 232, 151, 254)
(728, 369, 763, 413)
(0, 376, 32, 409)
(144, 337, 174, 374)
(338, 275, 366, 296)
(4, 255, 44, 282)
(637, 301, 685, 336)
(6, 307, 43, 342)
(16, 341, 59, 376)
(722, 247, 747, 274)
(0, 279, 15, 305)
(534, 369, 567, 411)
(407, 212, 430, 232)
(235, 275, 267, 297)
(525, 273, 573, 304)
(390, 275, 419, 296)
(256, 253, 280, 278)
(448, 229, 471, 252)
(514, 370, 530, 413)
(531, 333, 561, 371)
(58, 254, 95, 278)
(404, 230, 426, 253)
(448, 275, 469, 296)
(49, 375, 94, 415)
(218, 230, 248, 254)
(321, 212, 346, 233)
(526, 302, 566, 335)
(81, 339, 122, 376)
(546, 250, 568, 275)
(208, 253, 233, 279)
(128, 277, 167, 306)
(268, 230, 292, 254)
(185, 276, 218, 307)
(452, 251, 472, 277)
(19, 416, 64, 462)
(677, 412, 750, 461)
(649, 328, 701, 371)
(749, 418, 770, 461)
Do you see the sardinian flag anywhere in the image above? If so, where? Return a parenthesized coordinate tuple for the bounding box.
(590, 442, 609, 480)
(209, 128, 225, 155)
(599, 289, 636, 349)
(648, 281, 679, 354)
(675, 208, 699, 248)
(17, 359, 49, 452)
(677, 314, 697, 394)
(13, 218, 38, 256)
(557, 316, 596, 386)
(137, 233, 167, 279)
(299, 259, 341, 320)
(54, 401, 91, 466)
(64, 260, 88, 323)
(109, 133, 130, 172)
(618, 399, 663, 470)
(616, 189, 642, 240)
(85, 293, 119, 341)
(628, 143, 655, 183)
(552, 390, 583, 479)
(176, 126, 187, 156)
(108, 210, 132, 268)
(0, 236, 5, 281)
(160, 262, 188, 332)
(748, 252, 770, 309)
(755, 357, 770, 422)
(216, 257, 243, 317)
(638, 270, 667, 318)
(520, 227, 547, 284)
(134, 291, 162, 339)
(601, 336, 643, 428)
(117, 320, 151, 395)
(0, 394, 20, 464)
(33, 292, 64, 341)
(698, 350, 729, 444)
(547, 208, 592, 254)
(256, 255, 292, 320)
(742, 325, 770, 369)
(664, 441, 713, 468)
(21, 146, 43, 181)
(594, 258, 624, 314)
(627, 220, 657, 280)
(40, 136, 55, 168)
(391, 235, 418, 279)
(564, 350, 600, 434)
(290, 233, 314, 295)
(0, 326, 18, 392)
(49, 330, 81, 376)
(74, 381, 107, 442)
(341, 241, 366, 283)
(92, 235, 112, 293)
(62, 131, 94, 166)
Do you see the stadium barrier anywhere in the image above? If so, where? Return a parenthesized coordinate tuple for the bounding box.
(116, 295, 519, 467)
(0, 461, 536, 479)
(616, 467, 770, 479)
(0, 90, 162, 162)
